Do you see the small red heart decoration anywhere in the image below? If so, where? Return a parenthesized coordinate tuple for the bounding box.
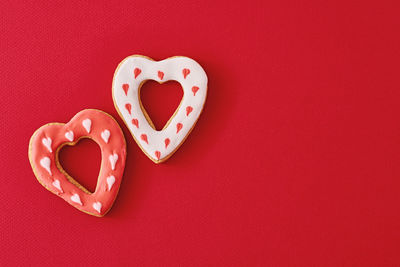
(182, 68, 190, 79)
(165, 138, 170, 148)
(134, 68, 142, 79)
(176, 123, 183, 133)
(125, 103, 132, 114)
(140, 134, 148, 144)
(158, 71, 164, 80)
(131, 118, 139, 128)
(122, 84, 129, 95)
(186, 106, 193, 116)
(192, 86, 199, 96)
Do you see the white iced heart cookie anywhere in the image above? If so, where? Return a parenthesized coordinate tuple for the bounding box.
(112, 55, 208, 163)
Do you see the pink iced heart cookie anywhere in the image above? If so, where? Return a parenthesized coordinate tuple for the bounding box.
(112, 55, 208, 163)
(28, 109, 126, 217)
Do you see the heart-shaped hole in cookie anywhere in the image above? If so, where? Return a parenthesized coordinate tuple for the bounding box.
(139, 80, 183, 131)
(58, 138, 101, 193)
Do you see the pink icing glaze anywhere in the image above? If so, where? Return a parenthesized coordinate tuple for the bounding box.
(28, 109, 126, 217)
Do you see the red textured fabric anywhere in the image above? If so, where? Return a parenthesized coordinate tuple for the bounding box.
(1, 1, 400, 266)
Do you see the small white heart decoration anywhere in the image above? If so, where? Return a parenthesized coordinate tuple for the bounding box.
(82, 119, 92, 133)
(70, 193, 82, 205)
(109, 153, 118, 170)
(112, 55, 207, 163)
(40, 157, 52, 175)
(52, 179, 63, 192)
(106, 175, 116, 191)
(65, 131, 74, 141)
(42, 137, 52, 152)
(93, 202, 102, 213)
(101, 129, 110, 143)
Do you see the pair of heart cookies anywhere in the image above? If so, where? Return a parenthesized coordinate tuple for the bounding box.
(28, 55, 208, 217)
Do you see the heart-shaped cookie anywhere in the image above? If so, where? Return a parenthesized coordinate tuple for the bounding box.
(28, 109, 126, 217)
(112, 55, 208, 163)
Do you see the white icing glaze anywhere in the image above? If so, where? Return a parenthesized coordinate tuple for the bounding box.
(70, 193, 82, 205)
(40, 157, 52, 175)
(101, 129, 110, 143)
(109, 153, 118, 170)
(52, 179, 63, 192)
(42, 137, 52, 152)
(106, 175, 115, 191)
(93, 202, 102, 213)
(112, 56, 208, 162)
(82, 119, 92, 133)
(65, 131, 74, 141)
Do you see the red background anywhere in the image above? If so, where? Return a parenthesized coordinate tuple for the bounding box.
(1, 1, 400, 266)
